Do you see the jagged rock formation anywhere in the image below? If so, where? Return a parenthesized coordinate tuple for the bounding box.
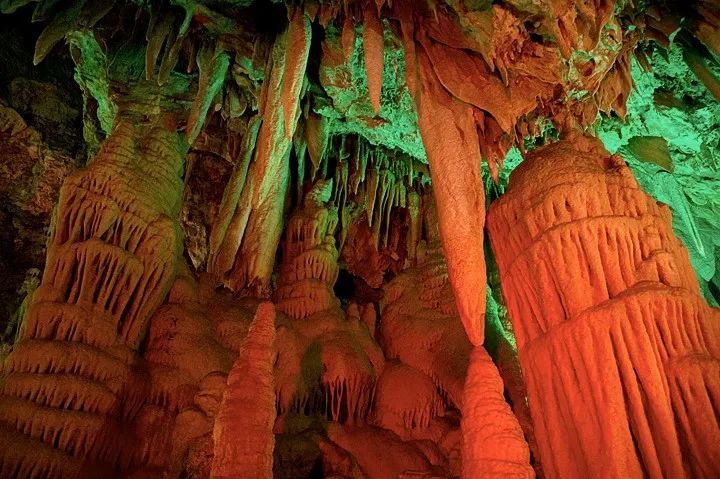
(488, 136, 720, 478)
(132, 269, 256, 478)
(0, 103, 77, 339)
(381, 196, 471, 408)
(0, 107, 186, 477)
(273, 179, 383, 424)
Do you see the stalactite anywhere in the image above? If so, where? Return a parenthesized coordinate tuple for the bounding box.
(221, 9, 312, 295)
(342, 10, 356, 62)
(3, 2, 719, 478)
(414, 45, 487, 347)
(281, 7, 313, 141)
(418, 33, 515, 133)
(306, 111, 330, 172)
(207, 115, 261, 277)
(186, 43, 230, 145)
(396, 1, 418, 99)
(366, 165, 379, 227)
(683, 44, 720, 102)
(363, 3, 384, 114)
(487, 136, 720, 478)
(211, 302, 277, 479)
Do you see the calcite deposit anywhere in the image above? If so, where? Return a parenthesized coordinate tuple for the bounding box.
(0, 1, 718, 478)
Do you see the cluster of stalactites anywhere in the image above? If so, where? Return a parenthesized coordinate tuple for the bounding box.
(307, 133, 431, 255)
(208, 7, 312, 296)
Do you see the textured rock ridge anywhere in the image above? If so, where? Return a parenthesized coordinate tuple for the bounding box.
(487, 135, 720, 478)
(0, 109, 185, 478)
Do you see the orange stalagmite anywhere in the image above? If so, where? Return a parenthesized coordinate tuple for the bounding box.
(487, 135, 720, 478)
(211, 302, 277, 479)
(462, 347, 534, 478)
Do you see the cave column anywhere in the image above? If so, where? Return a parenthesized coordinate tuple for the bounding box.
(0, 101, 187, 477)
(275, 179, 341, 320)
(411, 33, 534, 479)
(487, 135, 720, 478)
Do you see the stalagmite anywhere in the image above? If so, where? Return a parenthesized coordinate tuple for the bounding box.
(406, 191, 421, 265)
(135, 270, 259, 478)
(211, 302, 277, 479)
(273, 179, 383, 424)
(462, 347, 533, 478)
(326, 423, 436, 479)
(372, 362, 444, 433)
(487, 136, 720, 478)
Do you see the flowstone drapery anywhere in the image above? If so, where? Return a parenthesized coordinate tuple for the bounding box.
(488, 135, 720, 478)
(0, 110, 186, 478)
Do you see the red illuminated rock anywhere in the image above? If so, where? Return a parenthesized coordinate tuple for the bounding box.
(488, 136, 720, 478)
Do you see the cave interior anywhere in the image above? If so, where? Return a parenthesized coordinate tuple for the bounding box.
(0, 0, 719, 478)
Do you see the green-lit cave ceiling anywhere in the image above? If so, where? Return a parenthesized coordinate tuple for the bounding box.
(0, 0, 718, 477)
(1, 2, 717, 324)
